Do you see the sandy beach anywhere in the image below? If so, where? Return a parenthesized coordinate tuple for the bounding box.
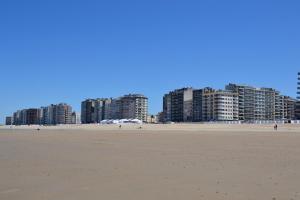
(1, 124, 300, 200)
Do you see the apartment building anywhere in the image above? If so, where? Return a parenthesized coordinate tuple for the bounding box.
(162, 84, 291, 122)
(13, 109, 28, 125)
(298, 72, 300, 100)
(120, 94, 148, 121)
(162, 94, 171, 122)
(283, 96, 296, 120)
(296, 72, 300, 119)
(5, 116, 13, 125)
(41, 106, 54, 125)
(25, 108, 40, 125)
(71, 112, 81, 124)
(163, 88, 193, 122)
(202, 89, 239, 121)
(81, 99, 96, 124)
(226, 83, 284, 121)
(55, 103, 72, 124)
(14, 109, 28, 125)
(81, 98, 115, 123)
(81, 94, 148, 123)
(12, 103, 72, 125)
(95, 98, 113, 122)
(192, 87, 214, 122)
(163, 87, 238, 122)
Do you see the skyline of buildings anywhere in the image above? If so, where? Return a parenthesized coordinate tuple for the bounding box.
(225, 84, 284, 121)
(81, 94, 148, 123)
(40, 103, 73, 125)
(4, 73, 300, 125)
(10, 103, 74, 125)
(162, 82, 298, 123)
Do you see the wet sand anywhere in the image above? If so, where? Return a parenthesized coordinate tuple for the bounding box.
(0, 124, 300, 200)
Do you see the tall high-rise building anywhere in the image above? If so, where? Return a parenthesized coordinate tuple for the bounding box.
(13, 110, 20, 125)
(5, 116, 13, 125)
(11, 103, 72, 125)
(71, 112, 81, 124)
(162, 93, 171, 122)
(81, 98, 112, 123)
(81, 94, 148, 123)
(40, 104, 72, 125)
(298, 72, 300, 100)
(163, 87, 238, 122)
(26, 108, 40, 125)
(226, 84, 255, 120)
(226, 83, 284, 121)
(163, 88, 194, 122)
(202, 89, 239, 121)
(120, 94, 148, 121)
(192, 87, 214, 122)
(107, 98, 122, 120)
(192, 89, 203, 122)
(163, 84, 289, 123)
(95, 98, 112, 122)
(41, 106, 51, 125)
(55, 103, 72, 124)
(296, 72, 300, 120)
(13, 109, 29, 125)
(81, 99, 96, 124)
(20, 109, 27, 125)
(283, 96, 296, 120)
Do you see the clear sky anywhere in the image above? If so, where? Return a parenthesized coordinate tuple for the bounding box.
(1, 0, 300, 123)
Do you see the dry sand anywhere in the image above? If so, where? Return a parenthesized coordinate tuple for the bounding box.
(0, 124, 300, 200)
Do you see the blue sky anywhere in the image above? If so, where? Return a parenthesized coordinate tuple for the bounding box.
(0, 0, 300, 123)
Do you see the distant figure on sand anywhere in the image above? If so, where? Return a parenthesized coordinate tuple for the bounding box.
(119, 125, 122, 129)
(274, 124, 278, 131)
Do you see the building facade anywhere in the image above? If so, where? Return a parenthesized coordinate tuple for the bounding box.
(5, 116, 13, 125)
(95, 98, 112, 122)
(25, 108, 40, 125)
(55, 103, 72, 124)
(13, 109, 28, 125)
(120, 94, 148, 121)
(202, 89, 239, 121)
(226, 83, 284, 121)
(163, 87, 239, 122)
(298, 72, 300, 100)
(11, 103, 72, 125)
(162, 94, 172, 122)
(81, 94, 148, 123)
(192, 87, 214, 122)
(163, 88, 193, 122)
(81, 99, 96, 124)
(81, 98, 113, 123)
(283, 96, 296, 120)
(296, 72, 300, 119)
(162, 84, 290, 123)
(71, 112, 81, 124)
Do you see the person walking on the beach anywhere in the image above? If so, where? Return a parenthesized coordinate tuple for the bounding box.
(274, 124, 278, 131)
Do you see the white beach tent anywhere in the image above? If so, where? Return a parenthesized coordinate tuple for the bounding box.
(130, 119, 142, 124)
